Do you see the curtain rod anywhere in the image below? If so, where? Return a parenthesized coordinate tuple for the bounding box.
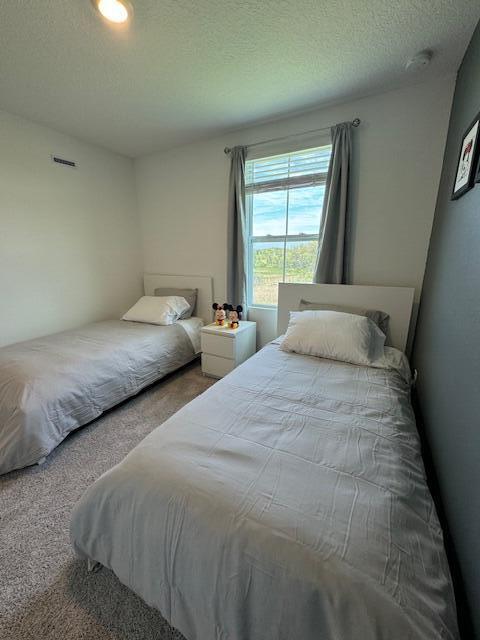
(223, 118, 360, 155)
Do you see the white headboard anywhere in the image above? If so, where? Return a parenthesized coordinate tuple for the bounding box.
(278, 283, 415, 352)
(144, 273, 214, 325)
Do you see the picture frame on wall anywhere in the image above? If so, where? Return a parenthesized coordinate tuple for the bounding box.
(452, 112, 480, 200)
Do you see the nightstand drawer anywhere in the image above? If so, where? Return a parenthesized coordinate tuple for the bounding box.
(201, 353, 235, 378)
(201, 333, 235, 359)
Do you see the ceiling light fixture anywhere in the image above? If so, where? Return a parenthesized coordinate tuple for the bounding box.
(92, 0, 133, 24)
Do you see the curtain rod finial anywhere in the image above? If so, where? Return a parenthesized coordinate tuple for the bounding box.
(224, 147, 231, 154)
(352, 118, 361, 127)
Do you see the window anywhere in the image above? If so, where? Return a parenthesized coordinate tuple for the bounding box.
(245, 144, 332, 306)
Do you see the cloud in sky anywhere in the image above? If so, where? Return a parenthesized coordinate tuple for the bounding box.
(252, 186, 325, 237)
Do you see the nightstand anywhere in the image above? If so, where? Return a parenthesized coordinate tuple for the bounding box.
(201, 321, 257, 379)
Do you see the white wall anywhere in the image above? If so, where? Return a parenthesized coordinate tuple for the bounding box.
(0, 110, 143, 347)
(135, 76, 455, 347)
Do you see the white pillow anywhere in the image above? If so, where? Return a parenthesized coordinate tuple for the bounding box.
(122, 296, 190, 326)
(280, 310, 385, 366)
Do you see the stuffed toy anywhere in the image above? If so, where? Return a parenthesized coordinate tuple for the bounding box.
(226, 304, 243, 329)
(212, 303, 228, 326)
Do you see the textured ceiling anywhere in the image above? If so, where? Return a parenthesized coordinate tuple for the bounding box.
(0, 1, 478, 157)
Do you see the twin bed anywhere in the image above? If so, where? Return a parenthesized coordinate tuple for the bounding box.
(0, 274, 213, 475)
(1, 280, 459, 639)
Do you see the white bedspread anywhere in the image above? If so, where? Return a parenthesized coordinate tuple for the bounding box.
(71, 341, 458, 640)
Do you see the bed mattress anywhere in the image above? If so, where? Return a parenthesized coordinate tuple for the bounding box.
(71, 340, 458, 640)
(0, 319, 201, 475)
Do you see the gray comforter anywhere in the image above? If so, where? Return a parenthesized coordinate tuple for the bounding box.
(0, 320, 196, 475)
(71, 341, 458, 640)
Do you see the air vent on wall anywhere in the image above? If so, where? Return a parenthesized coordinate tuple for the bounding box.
(51, 155, 77, 168)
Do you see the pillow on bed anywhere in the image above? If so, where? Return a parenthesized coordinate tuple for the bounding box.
(122, 296, 190, 326)
(298, 299, 390, 337)
(280, 310, 385, 366)
(154, 287, 197, 319)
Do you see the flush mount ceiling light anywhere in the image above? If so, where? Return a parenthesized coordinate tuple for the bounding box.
(92, 0, 133, 24)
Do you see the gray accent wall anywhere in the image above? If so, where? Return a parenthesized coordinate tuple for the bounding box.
(412, 21, 480, 639)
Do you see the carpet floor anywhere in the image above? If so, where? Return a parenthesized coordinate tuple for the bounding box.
(0, 360, 215, 640)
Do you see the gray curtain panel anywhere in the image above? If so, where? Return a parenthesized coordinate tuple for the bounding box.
(226, 146, 248, 306)
(313, 122, 353, 284)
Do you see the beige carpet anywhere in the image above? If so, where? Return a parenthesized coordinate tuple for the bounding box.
(0, 361, 215, 640)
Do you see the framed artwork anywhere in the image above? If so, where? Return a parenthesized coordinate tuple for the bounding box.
(452, 112, 480, 200)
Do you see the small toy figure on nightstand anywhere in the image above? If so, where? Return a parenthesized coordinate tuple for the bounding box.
(212, 303, 227, 326)
(226, 304, 243, 329)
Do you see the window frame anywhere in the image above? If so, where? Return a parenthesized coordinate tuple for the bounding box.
(245, 145, 331, 309)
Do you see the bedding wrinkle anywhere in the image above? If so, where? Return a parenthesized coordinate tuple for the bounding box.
(165, 493, 188, 594)
(341, 480, 359, 559)
(382, 493, 394, 586)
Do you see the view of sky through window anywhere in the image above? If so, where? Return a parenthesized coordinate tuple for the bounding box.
(246, 145, 331, 306)
(252, 185, 325, 237)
